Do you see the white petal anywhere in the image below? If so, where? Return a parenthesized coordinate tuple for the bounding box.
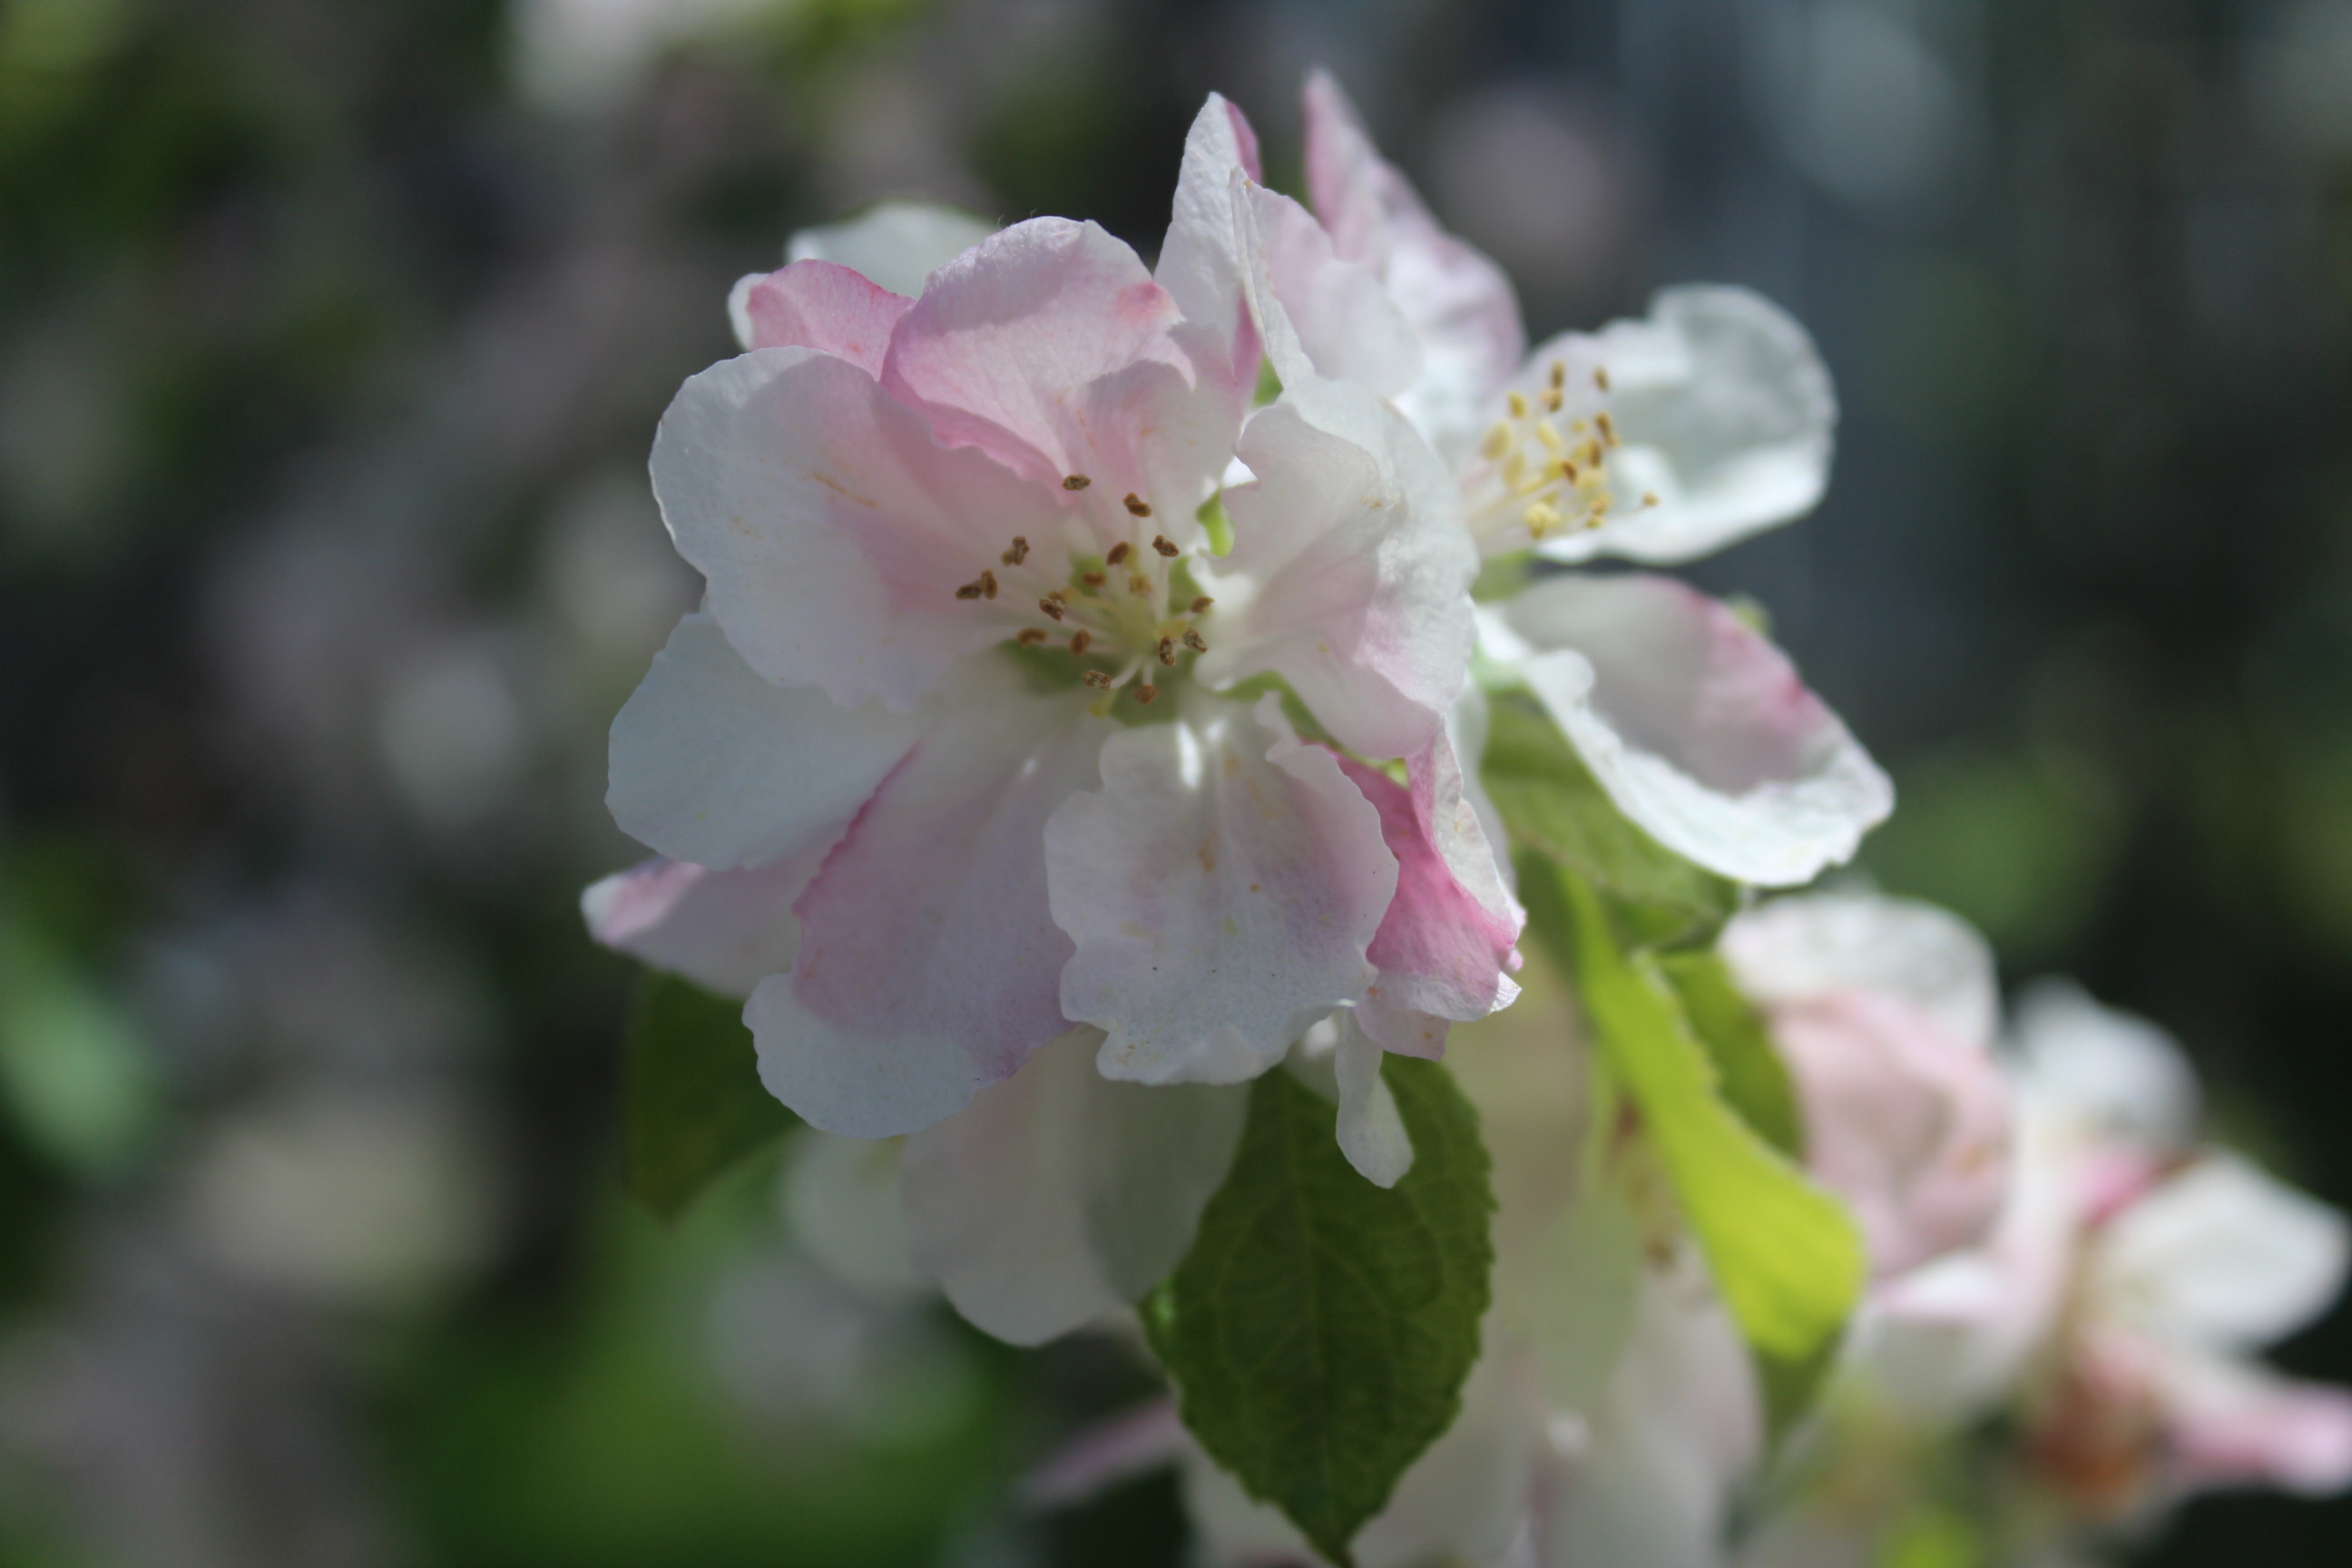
(2096, 1152, 2351, 1351)
(1334, 1013, 1414, 1188)
(1047, 693, 1396, 1086)
(1722, 891, 1998, 1046)
(1156, 93, 1262, 381)
(899, 1029, 1247, 1346)
(1506, 573, 1892, 887)
(581, 854, 818, 998)
(1519, 287, 1836, 566)
(606, 612, 922, 868)
(786, 201, 996, 297)
(750, 674, 1110, 1138)
(1204, 377, 1478, 760)
(780, 1131, 924, 1297)
(2009, 979, 2201, 1153)
(1244, 182, 1422, 399)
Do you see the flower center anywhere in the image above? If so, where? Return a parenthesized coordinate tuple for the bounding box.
(950, 477, 1214, 713)
(1464, 360, 1658, 551)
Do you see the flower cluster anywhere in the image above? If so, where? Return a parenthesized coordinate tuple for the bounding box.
(581, 69, 2348, 1568)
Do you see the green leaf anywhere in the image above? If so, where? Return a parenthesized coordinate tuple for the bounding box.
(1480, 695, 1738, 946)
(622, 969, 796, 1220)
(1145, 1057, 1494, 1567)
(1519, 860, 1863, 1392)
(1655, 950, 1806, 1161)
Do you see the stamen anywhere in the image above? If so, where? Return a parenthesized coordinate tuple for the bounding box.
(955, 581, 985, 600)
(1190, 595, 1214, 613)
(1549, 361, 1566, 390)
(1534, 421, 1564, 452)
(1182, 629, 1208, 652)
(1502, 450, 1528, 490)
(1015, 628, 1048, 646)
(1082, 570, 1107, 588)
(1131, 683, 1158, 705)
(1524, 501, 1563, 538)
(1560, 458, 1580, 483)
(1157, 637, 1177, 666)
(1063, 474, 1092, 491)
(1127, 573, 1152, 596)
(1151, 534, 1180, 558)
(1542, 387, 1563, 413)
(1596, 411, 1620, 447)
(1642, 491, 1660, 507)
(1003, 535, 1030, 565)
(1479, 421, 1514, 460)
(1590, 492, 1612, 516)
(1506, 390, 1530, 419)
(1069, 630, 1093, 655)
(1124, 494, 1152, 517)
(1039, 597, 1066, 621)
(1593, 366, 1611, 393)
(1083, 670, 1113, 688)
(1106, 542, 1132, 566)
(979, 570, 998, 600)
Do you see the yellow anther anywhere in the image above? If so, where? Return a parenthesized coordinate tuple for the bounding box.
(1590, 492, 1612, 515)
(1523, 500, 1563, 538)
(1502, 450, 1528, 490)
(1593, 366, 1611, 393)
(1534, 420, 1564, 452)
(1063, 474, 1092, 491)
(1480, 421, 1514, 460)
(1560, 458, 1580, 483)
(1642, 491, 1660, 507)
(1124, 493, 1153, 517)
(1549, 360, 1566, 390)
(1506, 390, 1530, 419)
(1542, 387, 1563, 413)
(1597, 411, 1619, 447)
(1579, 439, 1603, 469)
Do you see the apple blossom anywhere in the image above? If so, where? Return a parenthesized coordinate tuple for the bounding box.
(1164, 82, 1888, 888)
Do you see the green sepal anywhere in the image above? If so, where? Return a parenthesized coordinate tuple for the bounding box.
(1145, 1056, 1494, 1567)
(622, 968, 796, 1220)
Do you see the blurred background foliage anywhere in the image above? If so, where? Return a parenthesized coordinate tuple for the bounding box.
(0, 0, 2348, 1562)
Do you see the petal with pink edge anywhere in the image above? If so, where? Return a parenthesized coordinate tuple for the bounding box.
(1504, 573, 1892, 887)
(1334, 733, 1522, 1060)
(607, 612, 923, 868)
(1332, 1013, 1415, 1189)
(1202, 378, 1477, 761)
(1156, 93, 1264, 387)
(652, 348, 1061, 710)
(582, 854, 820, 999)
(1240, 182, 1421, 399)
(726, 258, 914, 371)
(1507, 288, 1837, 567)
(1045, 694, 1396, 1087)
(785, 201, 995, 297)
(2163, 1357, 2352, 1497)
(900, 1029, 1247, 1345)
(752, 671, 1110, 1138)
(2010, 979, 2202, 1155)
(1300, 70, 1525, 466)
(881, 217, 1243, 519)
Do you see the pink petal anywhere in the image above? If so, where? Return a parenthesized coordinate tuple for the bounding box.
(1334, 729, 1522, 1060)
(726, 258, 915, 372)
(1769, 987, 2013, 1277)
(881, 217, 1245, 520)
(751, 671, 1109, 1137)
(1044, 694, 1397, 1086)
(2164, 1359, 2352, 1497)
(582, 854, 818, 999)
(652, 348, 1063, 711)
(1242, 182, 1422, 398)
(1300, 70, 1525, 464)
(1205, 378, 1477, 760)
